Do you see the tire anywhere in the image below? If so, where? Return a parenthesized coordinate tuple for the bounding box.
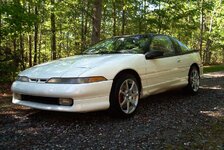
(109, 74, 140, 117)
(187, 66, 200, 94)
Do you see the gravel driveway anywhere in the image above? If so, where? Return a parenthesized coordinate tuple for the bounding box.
(0, 72, 224, 149)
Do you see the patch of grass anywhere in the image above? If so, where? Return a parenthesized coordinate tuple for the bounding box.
(204, 64, 224, 73)
(185, 119, 224, 149)
(166, 117, 224, 149)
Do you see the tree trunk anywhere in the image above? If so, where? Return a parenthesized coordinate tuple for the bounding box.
(204, 39, 212, 65)
(20, 34, 25, 70)
(83, 1, 89, 49)
(204, 15, 213, 65)
(199, 0, 204, 59)
(91, 0, 102, 45)
(204, 0, 222, 64)
(138, 0, 145, 34)
(0, 8, 2, 47)
(51, 0, 56, 60)
(28, 34, 32, 67)
(121, 0, 125, 35)
(158, 0, 162, 34)
(59, 22, 62, 58)
(81, 5, 85, 50)
(34, 6, 38, 65)
(28, 5, 32, 67)
(12, 38, 17, 78)
(38, 24, 42, 63)
(66, 32, 69, 56)
(80, 0, 89, 51)
(113, 0, 116, 36)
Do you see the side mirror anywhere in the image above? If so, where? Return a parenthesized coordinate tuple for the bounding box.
(145, 50, 164, 59)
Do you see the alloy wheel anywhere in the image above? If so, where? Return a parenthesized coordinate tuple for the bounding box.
(118, 79, 139, 114)
(190, 69, 200, 92)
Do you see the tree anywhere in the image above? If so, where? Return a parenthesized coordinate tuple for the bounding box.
(1, 0, 224, 83)
(91, 0, 102, 44)
(0, 0, 2, 47)
(51, 0, 56, 60)
(121, 0, 126, 35)
(34, 5, 38, 65)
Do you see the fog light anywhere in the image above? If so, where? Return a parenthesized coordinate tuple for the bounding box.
(14, 93, 21, 100)
(59, 98, 73, 106)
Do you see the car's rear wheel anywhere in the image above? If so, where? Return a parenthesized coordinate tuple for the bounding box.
(109, 74, 140, 117)
(187, 66, 200, 94)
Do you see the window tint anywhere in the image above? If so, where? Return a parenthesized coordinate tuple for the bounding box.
(83, 35, 149, 54)
(177, 40, 190, 53)
(150, 36, 175, 56)
(172, 38, 190, 54)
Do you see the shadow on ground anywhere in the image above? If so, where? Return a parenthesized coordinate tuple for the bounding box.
(0, 75, 224, 149)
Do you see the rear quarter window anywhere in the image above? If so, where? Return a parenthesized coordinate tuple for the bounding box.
(172, 38, 190, 54)
(150, 35, 175, 56)
(178, 41, 190, 53)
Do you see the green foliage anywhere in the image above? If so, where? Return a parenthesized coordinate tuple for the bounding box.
(0, 0, 224, 83)
(0, 1, 37, 37)
(204, 64, 224, 73)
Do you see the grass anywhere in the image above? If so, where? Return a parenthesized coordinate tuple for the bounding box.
(203, 64, 224, 73)
(165, 117, 224, 149)
(182, 118, 224, 149)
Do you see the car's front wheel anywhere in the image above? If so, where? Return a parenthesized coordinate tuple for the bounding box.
(187, 66, 200, 94)
(109, 74, 140, 117)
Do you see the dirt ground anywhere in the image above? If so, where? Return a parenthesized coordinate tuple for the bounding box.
(0, 72, 224, 149)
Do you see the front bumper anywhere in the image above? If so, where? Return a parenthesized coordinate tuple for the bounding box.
(11, 80, 113, 112)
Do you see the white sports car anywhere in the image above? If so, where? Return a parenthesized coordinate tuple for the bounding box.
(11, 34, 203, 117)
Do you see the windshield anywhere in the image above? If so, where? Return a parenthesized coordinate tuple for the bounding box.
(83, 35, 149, 54)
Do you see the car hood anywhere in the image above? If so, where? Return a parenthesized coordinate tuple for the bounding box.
(19, 54, 129, 78)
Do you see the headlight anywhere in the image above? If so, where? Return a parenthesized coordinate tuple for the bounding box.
(17, 76, 29, 82)
(47, 76, 107, 84)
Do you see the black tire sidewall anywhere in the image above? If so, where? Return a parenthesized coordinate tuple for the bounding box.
(109, 74, 140, 117)
(187, 66, 200, 94)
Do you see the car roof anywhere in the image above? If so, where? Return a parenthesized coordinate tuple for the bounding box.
(112, 33, 169, 38)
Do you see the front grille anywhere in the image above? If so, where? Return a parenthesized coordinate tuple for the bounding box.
(21, 95, 60, 105)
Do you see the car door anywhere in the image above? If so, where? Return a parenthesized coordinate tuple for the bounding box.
(143, 35, 181, 95)
(171, 37, 194, 80)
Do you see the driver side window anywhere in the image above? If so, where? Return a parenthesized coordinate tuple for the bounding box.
(150, 36, 175, 57)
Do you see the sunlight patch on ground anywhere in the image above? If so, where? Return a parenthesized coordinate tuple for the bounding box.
(200, 86, 222, 90)
(200, 83, 223, 90)
(200, 107, 224, 118)
(203, 71, 224, 78)
(0, 93, 12, 97)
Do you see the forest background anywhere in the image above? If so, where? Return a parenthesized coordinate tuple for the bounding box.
(0, 0, 224, 83)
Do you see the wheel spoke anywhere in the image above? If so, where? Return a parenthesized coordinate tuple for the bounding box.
(130, 98, 136, 106)
(126, 101, 130, 113)
(118, 78, 139, 114)
(132, 92, 139, 97)
(125, 80, 129, 90)
(120, 98, 127, 107)
(130, 81, 135, 91)
(119, 90, 126, 96)
(190, 69, 200, 92)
